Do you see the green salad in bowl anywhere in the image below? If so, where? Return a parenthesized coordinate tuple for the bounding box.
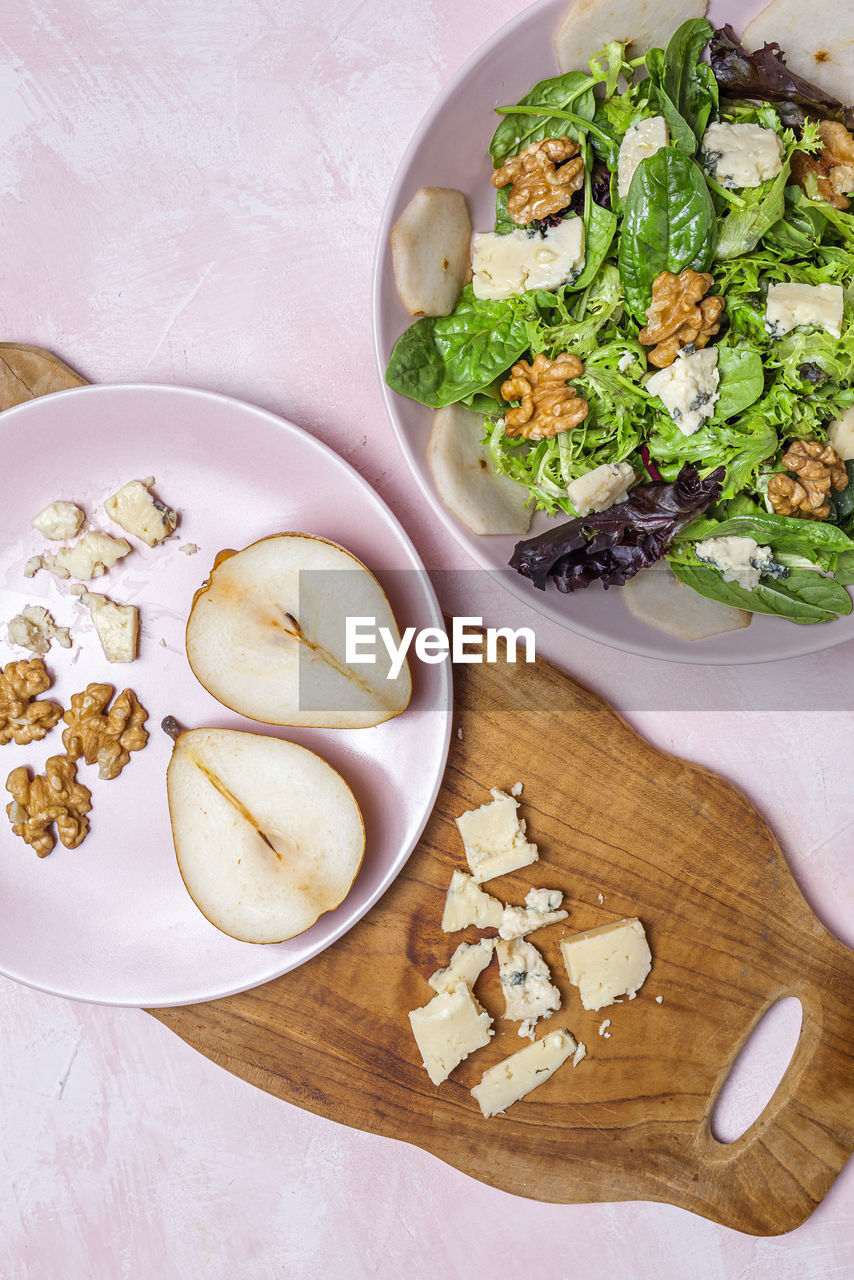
(384, 17, 854, 633)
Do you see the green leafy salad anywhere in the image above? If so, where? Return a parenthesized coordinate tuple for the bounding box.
(385, 19, 854, 626)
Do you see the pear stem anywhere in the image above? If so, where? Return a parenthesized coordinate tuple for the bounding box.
(161, 715, 183, 742)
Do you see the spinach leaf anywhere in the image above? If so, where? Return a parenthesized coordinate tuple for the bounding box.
(833, 550, 854, 585)
(385, 288, 530, 408)
(567, 204, 617, 292)
(662, 19, 717, 141)
(713, 346, 765, 420)
(670, 558, 852, 623)
(493, 184, 516, 235)
(714, 162, 790, 260)
(675, 498, 854, 560)
(489, 72, 596, 167)
(618, 149, 717, 321)
(766, 187, 828, 254)
(642, 49, 699, 157)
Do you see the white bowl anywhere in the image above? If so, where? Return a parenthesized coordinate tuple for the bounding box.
(373, 0, 854, 664)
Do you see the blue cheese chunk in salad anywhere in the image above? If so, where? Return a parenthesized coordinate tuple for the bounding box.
(765, 283, 844, 339)
(617, 116, 670, 198)
(567, 461, 636, 516)
(471, 218, 585, 300)
(694, 535, 778, 589)
(701, 122, 784, 188)
(646, 348, 719, 436)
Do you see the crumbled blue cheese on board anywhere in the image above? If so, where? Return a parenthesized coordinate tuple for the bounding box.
(617, 116, 669, 198)
(409, 981, 493, 1086)
(498, 895, 568, 940)
(567, 461, 636, 516)
(701, 122, 783, 188)
(560, 917, 652, 1011)
(646, 348, 719, 436)
(441, 870, 504, 931)
(472, 218, 585, 300)
(471, 1028, 578, 1117)
(428, 938, 495, 995)
(765, 283, 844, 339)
(497, 937, 561, 1039)
(455, 787, 538, 883)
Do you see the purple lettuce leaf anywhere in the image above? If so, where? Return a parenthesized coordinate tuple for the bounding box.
(509, 463, 724, 593)
(708, 25, 854, 130)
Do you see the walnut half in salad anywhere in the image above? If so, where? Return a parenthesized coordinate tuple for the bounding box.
(386, 17, 854, 631)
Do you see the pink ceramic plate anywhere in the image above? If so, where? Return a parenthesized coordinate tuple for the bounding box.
(0, 385, 451, 1006)
(373, 0, 854, 664)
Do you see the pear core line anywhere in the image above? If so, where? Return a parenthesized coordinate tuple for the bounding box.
(188, 752, 281, 858)
(274, 606, 396, 707)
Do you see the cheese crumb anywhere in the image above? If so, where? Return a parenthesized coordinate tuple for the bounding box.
(646, 348, 719, 437)
(702, 122, 783, 188)
(428, 939, 494, 996)
(455, 787, 538, 883)
(7, 606, 71, 655)
(76, 591, 139, 663)
(179, 542, 199, 556)
(568, 461, 635, 516)
(24, 557, 43, 578)
(498, 897, 568, 940)
(510, 781, 523, 797)
(597, 892, 605, 905)
(694, 535, 775, 590)
(32, 501, 85, 540)
(39, 531, 131, 580)
(472, 219, 585, 300)
(617, 116, 670, 198)
(765, 282, 844, 340)
(560, 917, 652, 1011)
(105, 478, 178, 547)
(598, 1018, 611, 1036)
(655, 995, 663, 1004)
(497, 937, 561, 1038)
(572, 1041, 587, 1067)
(441, 870, 504, 932)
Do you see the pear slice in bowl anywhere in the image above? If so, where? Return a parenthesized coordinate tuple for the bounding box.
(167, 727, 365, 944)
(186, 533, 412, 728)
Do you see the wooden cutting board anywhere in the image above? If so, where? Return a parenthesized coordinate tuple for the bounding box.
(4, 347, 852, 1235)
(151, 649, 854, 1237)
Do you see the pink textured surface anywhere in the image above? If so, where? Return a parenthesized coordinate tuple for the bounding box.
(1, 0, 852, 1275)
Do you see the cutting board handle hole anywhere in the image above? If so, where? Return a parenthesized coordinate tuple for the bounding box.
(710, 996, 803, 1144)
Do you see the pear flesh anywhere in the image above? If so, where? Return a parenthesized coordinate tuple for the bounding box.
(167, 728, 365, 944)
(186, 533, 412, 729)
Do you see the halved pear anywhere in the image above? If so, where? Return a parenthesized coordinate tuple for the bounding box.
(167, 727, 365, 943)
(185, 533, 412, 728)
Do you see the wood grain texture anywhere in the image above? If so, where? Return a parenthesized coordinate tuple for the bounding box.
(151, 651, 854, 1236)
(0, 343, 87, 409)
